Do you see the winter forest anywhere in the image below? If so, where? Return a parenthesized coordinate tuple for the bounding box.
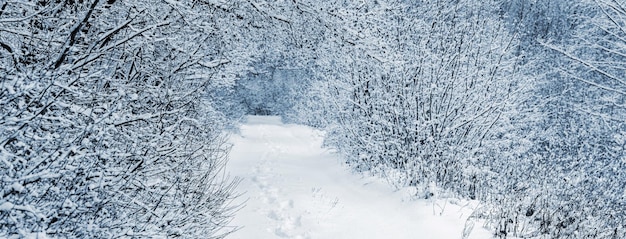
(1, 0, 626, 238)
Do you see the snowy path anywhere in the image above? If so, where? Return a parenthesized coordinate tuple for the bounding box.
(225, 116, 492, 239)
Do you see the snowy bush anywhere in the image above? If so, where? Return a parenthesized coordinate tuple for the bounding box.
(0, 0, 241, 238)
(235, 67, 311, 116)
(302, 0, 523, 197)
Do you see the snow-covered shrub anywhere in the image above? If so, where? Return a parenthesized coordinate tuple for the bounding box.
(235, 67, 310, 116)
(304, 0, 522, 197)
(1, 0, 241, 238)
(480, 1, 626, 237)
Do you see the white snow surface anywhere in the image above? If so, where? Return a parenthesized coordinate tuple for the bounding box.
(225, 116, 493, 239)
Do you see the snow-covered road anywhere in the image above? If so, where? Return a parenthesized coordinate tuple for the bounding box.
(225, 116, 492, 239)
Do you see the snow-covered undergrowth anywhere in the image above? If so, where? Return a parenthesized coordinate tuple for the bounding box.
(0, 1, 241, 237)
(224, 116, 494, 239)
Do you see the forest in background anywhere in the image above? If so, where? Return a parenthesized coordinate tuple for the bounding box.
(1, 0, 625, 238)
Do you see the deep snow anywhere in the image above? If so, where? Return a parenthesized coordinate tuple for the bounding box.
(224, 116, 493, 239)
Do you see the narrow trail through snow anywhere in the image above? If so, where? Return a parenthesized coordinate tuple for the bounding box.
(225, 116, 492, 239)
